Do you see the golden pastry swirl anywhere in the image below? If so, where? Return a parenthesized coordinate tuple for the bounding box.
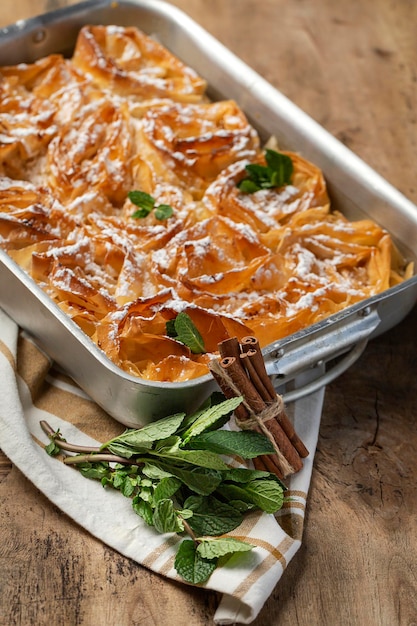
(0, 25, 412, 382)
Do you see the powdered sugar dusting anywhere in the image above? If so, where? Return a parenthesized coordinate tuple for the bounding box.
(0, 23, 406, 383)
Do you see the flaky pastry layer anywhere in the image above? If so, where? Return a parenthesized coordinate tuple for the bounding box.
(0, 25, 412, 382)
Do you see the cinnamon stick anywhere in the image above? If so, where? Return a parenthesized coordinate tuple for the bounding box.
(253, 456, 270, 473)
(219, 337, 242, 361)
(220, 356, 265, 414)
(242, 341, 309, 459)
(240, 351, 272, 403)
(262, 417, 303, 473)
(219, 356, 300, 477)
(241, 337, 276, 400)
(214, 357, 290, 476)
(256, 454, 284, 479)
(209, 359, 249, 421)
(210, 336, 309, 478)
(276, 412, 309, 458)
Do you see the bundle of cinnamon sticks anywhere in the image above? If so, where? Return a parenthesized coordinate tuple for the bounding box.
(209, 336, 309, 479)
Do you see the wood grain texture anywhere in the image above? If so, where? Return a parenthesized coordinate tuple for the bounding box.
(1, 1, 416, 625)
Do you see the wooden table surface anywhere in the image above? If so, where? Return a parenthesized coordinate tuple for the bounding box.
(1, 1, 416, 625)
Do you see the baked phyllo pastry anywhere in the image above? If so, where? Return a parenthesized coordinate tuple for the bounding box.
(0, 25, 412, 382)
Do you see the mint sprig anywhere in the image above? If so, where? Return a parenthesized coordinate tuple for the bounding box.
(166, 312, 206, 354)
(237, 148, 293, 193)
(128, 190, 174, 220)
(41, 394, 286, 584)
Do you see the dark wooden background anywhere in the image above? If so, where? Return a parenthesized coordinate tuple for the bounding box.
(1, 1, 416, 624)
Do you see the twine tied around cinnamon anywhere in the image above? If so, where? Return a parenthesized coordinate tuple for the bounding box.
(210, 358, 293, 476)
(209, 336, 309, 479)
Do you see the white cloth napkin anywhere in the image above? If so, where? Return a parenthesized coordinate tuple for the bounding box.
(0, 308, 325, 624)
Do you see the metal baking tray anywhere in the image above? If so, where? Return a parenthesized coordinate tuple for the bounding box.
(1, 0, 417, 427)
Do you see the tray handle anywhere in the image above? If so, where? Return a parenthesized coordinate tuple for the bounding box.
(264, 305, 381, 401)
(280, 338, 368, 402)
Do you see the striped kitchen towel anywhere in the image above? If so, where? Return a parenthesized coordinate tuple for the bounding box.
(0, 308, 324, 625)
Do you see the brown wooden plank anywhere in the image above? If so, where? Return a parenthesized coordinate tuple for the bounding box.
(0, 450, 12, 482)
(0, 1, 416, 625)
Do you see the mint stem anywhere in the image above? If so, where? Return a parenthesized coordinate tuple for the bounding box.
(181, 516, 200, 546)
(64, 453, 140, 465)
(40, 420, 102, 453)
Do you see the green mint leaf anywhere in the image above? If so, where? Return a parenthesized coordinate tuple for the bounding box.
(153, 476, 182, 504)
(237, 178, 261, 193)
(156, 461, 223, 495)
(178, 392, 226, 434)
(265, 148, 293, 184)
(215, 483, 257, 507)
(138, 486, 153, 502)
(197, 537, 254, 560)
(154, 436, 182, 454)
(153, 449, 229, 471)
(243, 478, 285, 513)
(104, 441, 143, 458)
(165, 318, 177, 337)
(217, 478, 284, 514)
(178, 508, 194, 520)
(245, 163, 272, 186)
(45, 429, 65, 456)
(173, 312, 205, 354)
(174, 540, 217, 584)
(224, 499, 255, 512)
(102, 413, 186, 454)
(152, 498, 184, 534)
(154, 204, 174, 220)
(187, 429, 275, 458)
(221, 467, 279, 484)
(45, 440, 61, 456)
(142, 462, 173, 480)
(182, 396, 243, 441)
(121, 476, 137, 498)
(128, 191, 173, 220)
(78, 461, 110, 481)
(128, 190, 155, 213)
(109, 467, 140, 497)
(112, 464, 140, 476)
(132, 207, 151, 218)
(112, 471, 125, 489)
(237, 149, 293, 194)
(126, 412, 186, 442)
(132, 497, 154, 525)
(184, 495, 243, 536)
